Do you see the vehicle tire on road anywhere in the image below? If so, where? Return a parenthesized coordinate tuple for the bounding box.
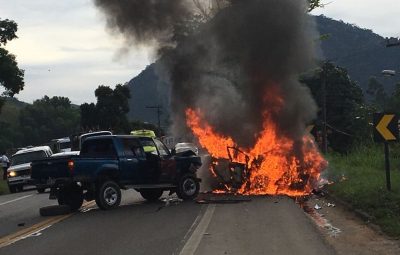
(58, 184, 84, 211)
(16, 185, 24, 192)
(8, 184, 17, 193)
(40, 205, 71, 216)
(95, 180, 121, 210)
(176, 174, 200, 200)
(140, 189, 163, 202)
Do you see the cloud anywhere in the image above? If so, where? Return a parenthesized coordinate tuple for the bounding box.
(0, 0, 151, 104)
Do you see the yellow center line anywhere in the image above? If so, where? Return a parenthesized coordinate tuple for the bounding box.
(0, 200, 96, 248)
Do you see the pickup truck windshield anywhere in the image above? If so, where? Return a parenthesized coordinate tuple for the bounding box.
(11, 151, 47, 166)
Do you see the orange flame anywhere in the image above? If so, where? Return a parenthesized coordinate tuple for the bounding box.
(185, 88, 327, 196)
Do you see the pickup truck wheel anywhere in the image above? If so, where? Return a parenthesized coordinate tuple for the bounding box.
(176, 174, 200, 200)
(140, 189, 163, 202)
(58, 185, 84, 211)
(95, 181, 121, 210)
(8, 185, 17, 193)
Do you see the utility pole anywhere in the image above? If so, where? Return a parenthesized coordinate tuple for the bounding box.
(321, 63, 328, 154)
(146, 105, 162, 133)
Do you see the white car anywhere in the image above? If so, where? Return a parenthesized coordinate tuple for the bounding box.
(7, 146, 52, 193)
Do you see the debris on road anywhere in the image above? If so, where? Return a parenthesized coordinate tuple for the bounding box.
(327, 203, 335, 207)
(301, 202, 342, 238)
(162, 197, 183, 207)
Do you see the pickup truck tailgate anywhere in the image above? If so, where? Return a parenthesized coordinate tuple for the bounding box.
(31, 157, 73, 181)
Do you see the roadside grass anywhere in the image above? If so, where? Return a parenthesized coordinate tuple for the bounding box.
(0, 168, 10, 195)
(325, 145, 400, 238)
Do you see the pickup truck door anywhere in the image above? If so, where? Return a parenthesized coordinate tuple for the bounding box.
(153, 139, 176, 183)
(119, 138, 146, 184)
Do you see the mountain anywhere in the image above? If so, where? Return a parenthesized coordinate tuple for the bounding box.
(315, 15, 400, 91)
(126, 15, 400, 124)
(127, 63, 171, 126)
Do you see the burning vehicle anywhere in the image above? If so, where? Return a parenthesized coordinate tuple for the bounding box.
(94, 0, 328, 196)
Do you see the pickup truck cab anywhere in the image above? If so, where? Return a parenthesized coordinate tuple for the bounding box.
(31, 135, 202, 211)
(7, 146, 53, 193)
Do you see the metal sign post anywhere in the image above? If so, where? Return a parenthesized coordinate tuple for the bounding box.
(384, 142, 391, 191)
(373, 113, 399, 191)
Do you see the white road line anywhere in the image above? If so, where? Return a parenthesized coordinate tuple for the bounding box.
(0, 195, 33, 206)
(179, 204, 216, 255)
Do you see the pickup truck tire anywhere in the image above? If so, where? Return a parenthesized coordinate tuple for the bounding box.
(95, 181, 121, 210)
(40, 205, 71, 216)
(8, 185, 17, 193)
(58, 185, 84, 211)
(176, 174, 200, 200)
(140, 189, 163, 202)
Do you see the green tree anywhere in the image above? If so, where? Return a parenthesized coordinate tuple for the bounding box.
(366, 76, 387, 111)
(19, 96, 80, 145)
(385, 82, 400, 115)
(80, 84, 131, 133)
(0, 18, 24, 111)
(308, 0, 322, 12)
(301, 62, 366, 152)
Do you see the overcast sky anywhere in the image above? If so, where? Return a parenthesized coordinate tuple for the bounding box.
(0, 0, 399, 104)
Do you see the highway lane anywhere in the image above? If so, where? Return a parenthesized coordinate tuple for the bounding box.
(0, 192, 335, 255)
(0, 189, 57, 238)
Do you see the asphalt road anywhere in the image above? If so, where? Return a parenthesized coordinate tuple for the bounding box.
(0, 190, 335, 255)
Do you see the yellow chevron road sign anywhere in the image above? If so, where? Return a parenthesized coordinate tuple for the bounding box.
(374, 113, 399, 142)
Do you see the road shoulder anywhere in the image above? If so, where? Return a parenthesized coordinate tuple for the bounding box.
(306, 195, 400, 255)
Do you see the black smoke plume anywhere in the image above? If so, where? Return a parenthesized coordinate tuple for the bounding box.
(94, 0, 318, 148)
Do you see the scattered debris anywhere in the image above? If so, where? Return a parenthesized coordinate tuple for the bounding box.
(301, 202, 342, 238)
(327, 203, 335, 207)
(80, 207, 96, 213)
(17, 223, 25, 227)
(312, 189, 325, 196)
(162, 197, 183, 207)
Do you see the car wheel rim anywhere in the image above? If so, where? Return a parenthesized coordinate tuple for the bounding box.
(182, 178, 196, 196)
(104, 186, 118, 206)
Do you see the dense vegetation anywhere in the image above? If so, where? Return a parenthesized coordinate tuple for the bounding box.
(0, 96, 80, 152)
(80, 84, 131, 133)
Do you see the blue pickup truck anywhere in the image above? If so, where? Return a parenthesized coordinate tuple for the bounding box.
(31, 135, 202, 211)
